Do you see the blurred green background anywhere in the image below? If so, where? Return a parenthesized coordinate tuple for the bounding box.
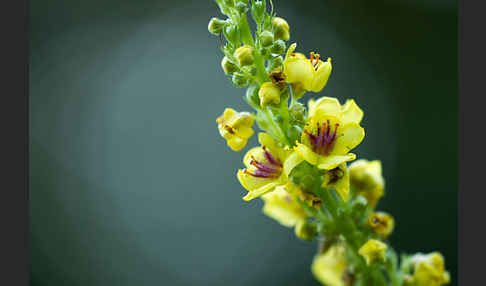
(30, 0, 457, 285)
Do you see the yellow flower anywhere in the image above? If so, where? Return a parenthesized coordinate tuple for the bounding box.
(258, 82, 281, 107)
(408, 252, 450, 286)
(358, 239, 387, 265)
(367, 212, 395, 237)
(216, 108, 255, 151)
(321, 163, 350, 202)
(261, 186, 307, 227)
(282, 43, 332, 92)
(349, 159, 385, 208)
(295, 97, 365, 170)
(312, 243, 348, 286)
(237, 133, 302, 201)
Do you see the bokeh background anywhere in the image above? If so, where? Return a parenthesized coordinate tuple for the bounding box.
(30, 0, 457, 285)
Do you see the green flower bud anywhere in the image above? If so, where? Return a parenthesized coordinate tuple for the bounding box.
(268, 56, 283, 71)
(245, 84, 260, 107)
(273, 17, 290, 41)
(235, 2, 248, 13)
(223, 25, 240, 46)
(251, 1, 265, 24)
(270, 39, 286, 55)
(221, 56, 239, 75)
(290, 102, 306, 122)
(295, 220, 318, 241)
(260, 30, 274, 47)
(208, 17, 227, 35)
(232, 73, 249, 87)
(234, 45, 254, 66)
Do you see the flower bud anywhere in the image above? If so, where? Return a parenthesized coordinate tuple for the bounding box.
(208, 17, 227, 35)
(358, 239, 387, 266)
(295, 220, 318, 241)
(289, 102, 306, 122)
(234, 45, 254, 66)
(367, 212, 395, 237)
(251, 1, 265, 24)
(408, 252, 450, 286)
(270, 39, 286, 55)
(272, 17, 290, 41)
(258, 82, 281, 107)
(349, 159, 385, 208)
(260, 30, 274, 47)
(223, 25, 240, 46)
(245, 85, 260, 107)
(235, 2, 248, 13)
(232, 73, 249, 87)
(268, 56, 283, 71)
(221, 56, 239, 75)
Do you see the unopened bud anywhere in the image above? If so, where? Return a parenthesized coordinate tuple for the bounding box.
(272, 17, 290, 41)
(208, 17, 227, 35)
(270, 39, 286, 55)
(234, 45, 255, 66)
(258, 82, 281, 107)
(245, 85, 260, 107)
(251, 1, 265, 24)
(260, 30, 274, 47)
(221, 56, 239, 75)
(224, 25, 240, 45)
(235, 2, 248, 13)
(289, 102, 306, 122)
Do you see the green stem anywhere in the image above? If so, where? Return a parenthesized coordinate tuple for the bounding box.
(264, 107, 289, 146)
(239, 14, 268, 84)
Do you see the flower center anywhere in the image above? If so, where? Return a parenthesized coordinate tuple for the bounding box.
(309, 52, 320, 70)
(244, 146, 283, 178)
(304, 119, 340, 155)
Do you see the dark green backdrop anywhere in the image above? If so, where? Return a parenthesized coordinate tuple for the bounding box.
(30, 0, 457, 285)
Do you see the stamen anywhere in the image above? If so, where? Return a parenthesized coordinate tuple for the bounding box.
(263, 146, 282, 167)
(305, 120, 340, 155)
(244, 169, 277, 178)
(250, 156, 280, 173)
(245, 147, 283, 178)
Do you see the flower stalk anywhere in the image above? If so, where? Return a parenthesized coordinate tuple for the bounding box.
(210, 1, 450, 285)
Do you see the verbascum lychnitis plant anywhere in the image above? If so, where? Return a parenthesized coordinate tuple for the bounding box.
(209, 1, 450, 285)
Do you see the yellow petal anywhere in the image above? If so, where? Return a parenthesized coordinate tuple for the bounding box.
(309, 96, 341, 118)
(317, 153, 356, 170)
(242, 181, 280, 201)
(310, 59, 332, 92)
(258, 132, 288, 161)
(341, 99, 364, 125)
(331, 123, 365, 155)
(332, 163, 350, 202)
(283, 151, 304, 176)
(312, 244, 348, 286)
(237, 125, 255, 139)
(283, 58, 314, 87)
(261, 186, 307, 227)
(242, 147, 266, 169)
(285, 43, 297, 59)
(294, 142, 319, 165)
(237, 169, 274, 195)
(227, 137, 247, 151)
